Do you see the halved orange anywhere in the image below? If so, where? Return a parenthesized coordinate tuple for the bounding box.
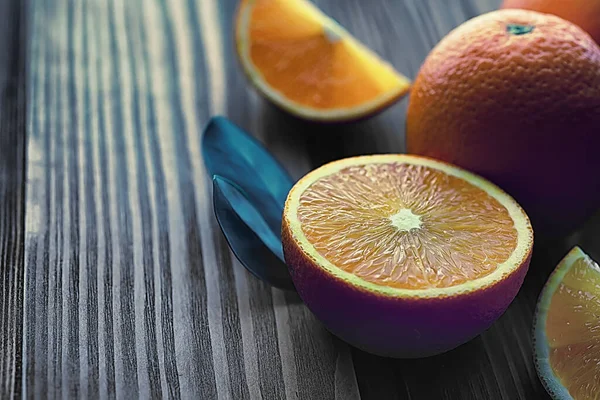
(282, 155, 533, 357)
(235, 0, 411, 122)
(534, 247, 600, 400)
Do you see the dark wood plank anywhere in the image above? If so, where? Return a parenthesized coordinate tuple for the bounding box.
(20, 0, 600, 399)
(0, 0, 26, 398)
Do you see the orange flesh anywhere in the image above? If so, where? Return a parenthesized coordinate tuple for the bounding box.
(546, 257, 600, 400)
(297, 163, 518, 289)
(246, 0, 402, 109)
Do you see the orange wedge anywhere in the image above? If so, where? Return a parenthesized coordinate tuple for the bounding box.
(282, 155, 533, 357)
(534, 247, 600, 400)
(235, 0, 411, 122)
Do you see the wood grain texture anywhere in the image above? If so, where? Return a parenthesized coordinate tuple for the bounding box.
(16, 0, 600, 399)
(0, 0, 26, 398)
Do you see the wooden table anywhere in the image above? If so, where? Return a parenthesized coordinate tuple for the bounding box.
(2, 0, 599, 398)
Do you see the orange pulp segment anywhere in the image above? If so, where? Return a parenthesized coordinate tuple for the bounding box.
(287, 155, 532, 292)
(543, 249, 600, 399)
(236, 0, 411, 121)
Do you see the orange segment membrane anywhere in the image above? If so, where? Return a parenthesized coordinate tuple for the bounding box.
(546, 257, 600, 400)
(297, 163, 518, 289)
(247, 0, 401, 109)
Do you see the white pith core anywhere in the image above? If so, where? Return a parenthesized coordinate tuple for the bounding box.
(390, 209, 422, 231)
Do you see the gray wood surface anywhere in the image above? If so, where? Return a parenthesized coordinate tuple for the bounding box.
(0, 0, 25, 397)
(0, 0, 598, 398)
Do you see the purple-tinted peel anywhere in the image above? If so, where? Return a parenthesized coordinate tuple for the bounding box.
(282, 218, 532, 358)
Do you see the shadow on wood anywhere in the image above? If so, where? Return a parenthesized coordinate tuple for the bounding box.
(260, 99, 409, 172)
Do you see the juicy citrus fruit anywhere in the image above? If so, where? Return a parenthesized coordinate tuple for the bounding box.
(534, 247, 600, 400)
(406, 9, 600, 235)
(282, 155, 533, 357)
(502, 0, 600, 43)
(235, 0, 411, 122)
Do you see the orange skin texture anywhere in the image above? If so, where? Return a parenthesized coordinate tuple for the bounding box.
(406, 9, 600, 235)
(282, 217, 532, 358)
(502, 0, 600, 43)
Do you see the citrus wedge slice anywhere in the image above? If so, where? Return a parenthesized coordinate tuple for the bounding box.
(282, 155, 533, 357)
(534, 247, 600, 400)
(235, 0, 411, 122)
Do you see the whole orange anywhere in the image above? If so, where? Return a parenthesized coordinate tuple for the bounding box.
(406, 9, 600, 235)
(502, 0, 600, 43)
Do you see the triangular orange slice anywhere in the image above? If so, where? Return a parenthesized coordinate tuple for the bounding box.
(235, 0, 411, 122)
